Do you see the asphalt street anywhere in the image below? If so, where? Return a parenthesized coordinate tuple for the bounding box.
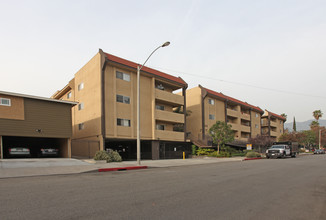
(1, 154, 325, 220)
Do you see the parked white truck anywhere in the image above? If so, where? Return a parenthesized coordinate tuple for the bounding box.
(266, 141, 299, 159)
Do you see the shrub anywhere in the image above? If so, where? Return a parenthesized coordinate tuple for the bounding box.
(196, 148, 213, 156)
(94, 150, 110, 161)
(192, 145, 198, 155)
(107, 150, 122, 162)
(207, 151, 231, 157)
(245, 151, 261, 158)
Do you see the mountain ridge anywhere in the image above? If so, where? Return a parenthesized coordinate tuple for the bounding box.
(284, 119, 326, 132)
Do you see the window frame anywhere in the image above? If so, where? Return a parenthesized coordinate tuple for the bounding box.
(156, 124, 165, 130)
(0, 98, 11, 106)
(117, 118, 131, 127)
(78, 82, 84, 91)
(116, 71, 130, 82)
(67, 92, 72, 99)
(155, 104, 165, 111)
(78, 123, 84, 130)
(116, 94, 130, 104)
(78, 103, 84, 110)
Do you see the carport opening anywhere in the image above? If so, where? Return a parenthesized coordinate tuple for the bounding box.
(2, 136, 68, 159)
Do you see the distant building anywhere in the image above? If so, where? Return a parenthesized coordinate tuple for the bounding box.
(52, 49, 191, 159)
(185, 85, 264, 148)
(261, 110, 286, 141)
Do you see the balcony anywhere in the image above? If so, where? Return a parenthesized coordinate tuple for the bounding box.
(227, 109, 239, 118)
(228, 122, 241, 131)
(261, 121, 269, 127)
(270, 121, 278, 127)
(270, 131, 278, 137)
(241, 112, 250, 120)
(156, 130, 184, 141)
(155, 110, 184, 123)
(241, 125, 251, 133)
(237, 137, 249, 142)
(155, 89, 184, 106)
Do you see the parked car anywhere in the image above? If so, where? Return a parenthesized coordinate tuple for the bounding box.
(39, 147, 59, 157)
(314, 149, 325, 154)
(8, 147, 31, 157)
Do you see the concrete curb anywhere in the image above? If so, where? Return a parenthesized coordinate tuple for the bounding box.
(243, 157, 264, 161)
(98, 166, 148, 172)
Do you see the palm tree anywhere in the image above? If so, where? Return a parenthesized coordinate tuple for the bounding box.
(313, 110, 323, 122)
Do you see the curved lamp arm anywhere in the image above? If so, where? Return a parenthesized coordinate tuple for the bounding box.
(139, 41, 170, 70)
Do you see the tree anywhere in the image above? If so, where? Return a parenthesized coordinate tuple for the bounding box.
(281, 113, 287, 120)
(301, 130, 317, 149)
(248, 135, 273, 153)
(293, 117, 296, 132)
(208, 121, 234, 154)
(313, 110, 323, 122)
(310, 120, 319, 129)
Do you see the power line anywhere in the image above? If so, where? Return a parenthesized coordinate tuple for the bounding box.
(150, 66, 326, 99)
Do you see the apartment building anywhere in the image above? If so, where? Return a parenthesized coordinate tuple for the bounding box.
(52, 49, 190, 159)
(0, 91, 76, 159)
(185, 85, 264, 148)
(261, 110, 286, 141)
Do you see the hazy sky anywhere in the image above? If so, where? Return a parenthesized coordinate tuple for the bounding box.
(1, 0, 325, 122)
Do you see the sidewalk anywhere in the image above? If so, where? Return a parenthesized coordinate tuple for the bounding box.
(0, 157, 245, 179)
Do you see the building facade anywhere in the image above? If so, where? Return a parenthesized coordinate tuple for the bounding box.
(261, 110, 286, 141)
(52, 49, 190, 159)
(0, 91, 76, 159)
(185, 85, 264, 148)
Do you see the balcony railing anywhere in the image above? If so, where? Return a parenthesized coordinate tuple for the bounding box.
(240, 125, 251, 133)
(156, 130, 184, 141)
(155, 89, 184, 106)
(227, 109, 239, 118)
(155, 110, 184, 123)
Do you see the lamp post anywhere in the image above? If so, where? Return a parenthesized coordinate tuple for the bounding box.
(137, 41, 170, 165)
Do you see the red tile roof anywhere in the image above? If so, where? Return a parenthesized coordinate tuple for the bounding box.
(103, 52, 187, 87)
(267, 111, 286, 121)
(201, 86, 264, 114)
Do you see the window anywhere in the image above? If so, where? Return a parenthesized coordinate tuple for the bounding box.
(208, 99, 215, 105)
(156, 124, 165, 130)
(78, 103, 84, 110)
(117, 118, 130, 127)
(156, 105, 165, 110)
(209, 114, 215, 120)
(255, 113, 259, 118)
(0, 98, 11, 106)
(67, 92, 72, 99)
(78, 82, 84, 91)
(116, 71, 130, 82)
(78, 123, 84, 130)
(255, 124, 259, 129)
(116, 95, 130, 104)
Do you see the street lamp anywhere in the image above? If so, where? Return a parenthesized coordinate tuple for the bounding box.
(137, 41, 170, 165)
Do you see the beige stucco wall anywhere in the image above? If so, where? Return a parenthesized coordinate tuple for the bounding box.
(204, 96, 225, 133)
(185, 87, 202, 141)
(104, 65, 154, 139)
(73, 53, 102, 139)
(251, 111, 261, 137)
(0, 95, 24, 120)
